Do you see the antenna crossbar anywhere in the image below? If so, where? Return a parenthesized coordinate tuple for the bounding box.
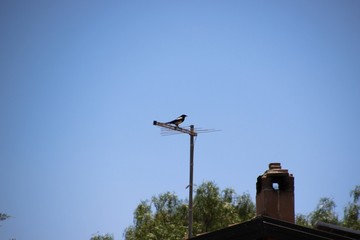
(153, 121, 197, 136)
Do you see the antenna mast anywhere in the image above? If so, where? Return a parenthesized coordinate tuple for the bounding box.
(153, 120, 196, 238)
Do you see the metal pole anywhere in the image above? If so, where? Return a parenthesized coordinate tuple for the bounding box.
(188, 125, 194, 238)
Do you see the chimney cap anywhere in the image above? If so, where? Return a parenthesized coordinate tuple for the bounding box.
(262, 162, 290, 177)
(269, 163, 281, 170)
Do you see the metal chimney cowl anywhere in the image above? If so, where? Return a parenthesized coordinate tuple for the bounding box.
(256, 163, 295, 223)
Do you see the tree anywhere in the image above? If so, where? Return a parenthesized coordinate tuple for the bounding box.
(295, 186, 360, 229)
(124, 183, 360, 239)
(295, 213, 310, 227)
(193, 181, 224, 233)
(90, 233, 114, 240)
(343, 185, 360, 230)
(193, 182, 255, 233)
(124, 192, 188, 240)
(124, 181, 255, 239)
(235, 191, 256, 222)
(308, 197, 339, 226)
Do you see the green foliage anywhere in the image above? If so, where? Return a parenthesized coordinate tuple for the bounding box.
(343, 185, 360, 230)
(296, 185, 360, 230)
(236, 192, 256, 222)
(124, 184, 360, 239)
(124, 192, 188, 240)
(309, 197, 339, 226)
(193, 182, 255, 233)
(193, 181, 223, 232)
(295, 213, 310, 227)
(90, 233, 114, 240)
(124, 181, 255, 239)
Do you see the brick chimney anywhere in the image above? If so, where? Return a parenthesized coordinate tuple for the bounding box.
(256, 163, 295, 223)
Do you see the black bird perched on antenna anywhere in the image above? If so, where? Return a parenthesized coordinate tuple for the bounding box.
(166, 114, 187, 127)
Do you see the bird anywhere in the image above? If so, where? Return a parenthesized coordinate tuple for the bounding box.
(166, 114, 187, 127)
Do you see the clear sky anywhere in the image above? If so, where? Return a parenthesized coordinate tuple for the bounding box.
(1, 1, 360, 239)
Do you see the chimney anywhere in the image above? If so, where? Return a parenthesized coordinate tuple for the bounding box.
(256, 163, 295, 223)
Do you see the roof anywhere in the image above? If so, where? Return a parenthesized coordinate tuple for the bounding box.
(315, 221, 360, 239)
(190, 216, 360, 240)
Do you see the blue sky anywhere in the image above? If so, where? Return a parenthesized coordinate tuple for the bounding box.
(1, 1, 360, 239)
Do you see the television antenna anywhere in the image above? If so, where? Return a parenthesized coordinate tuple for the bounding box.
(153, 118, 220, 238)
